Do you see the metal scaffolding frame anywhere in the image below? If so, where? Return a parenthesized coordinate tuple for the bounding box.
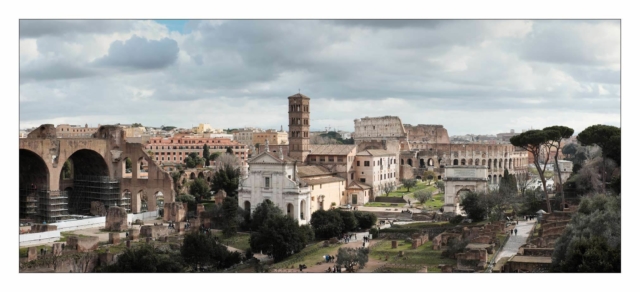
(68, 175, 123, 215)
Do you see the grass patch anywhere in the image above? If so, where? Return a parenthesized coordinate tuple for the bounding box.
(56, 232, 89, 242)
(364, 202, 406, 208)
(19, 245, 52, 258)
(370, 240, 456, 268)
(271, 242, 343, 269)
(375, 266, 421, 273)
(211, 231, 251, 251)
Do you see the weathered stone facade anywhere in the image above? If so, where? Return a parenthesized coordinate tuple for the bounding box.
(105, 206, 128, 231)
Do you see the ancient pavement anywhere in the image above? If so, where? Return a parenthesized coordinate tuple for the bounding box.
(494, 218, 536, 263)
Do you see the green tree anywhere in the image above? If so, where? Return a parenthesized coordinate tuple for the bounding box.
(189, 178, 211, 199)
(423, 170, 438, 185)
(414, 189, 433, 204)
(184, 152, 205, 168)
(203, 144, 211, 166)
(577, 125, 621, 193)
(436, 181, 445, 193)
(382, 183, 395, 196)
(353, 211, 377, 230)
(61, 160, 72, 179)
(337, 210, 358, 232)
(249, 199, 283, 231)
(212, 164, 241, 197)
(100, 244, 185, 272)
(562, 143, 579, 160)
(226, 147, 233, 154)
(460, 192, 486, 221)
(249, 215, 309, 262)
(401, 178, 417, 192)
(336, 247, 369, 272)
(124, 158, 132, 171)
(222, 197, 239, 236)
(551, 194, 620, 272)
(510, 129, 555, 212)
(209, 152, 221, 164)
(181, 232, 242, 271)
(543, 126, 575, 206)
(310, 209, 344, 239)
(499, 169, 517, 196)
(131, 123, 143, 127)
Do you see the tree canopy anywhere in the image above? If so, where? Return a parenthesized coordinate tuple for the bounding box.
(184, 152, 206, 168)
(181, 232, 242, 271)
(577, 125, 621, 166)
(401, 178, 418, 192)
(189, 178, 211, 199)
(336, 247, 369, 272)
(249, 199, 283, 231)
(100, 244, 185, 273)
(221, 197, 239, 236)
(249, 214, 310, 262)
(551, 194, 620, 272)
(203, 144, 211, 166)
(310, 209, 345, 239)
(460, 192, 486, 221)
(414, 189, 433, 204)
(510, 129, 555, 212)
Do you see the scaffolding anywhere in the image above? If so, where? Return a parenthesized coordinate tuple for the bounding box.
(19, 187, 40, 221)
(38, 190, 70, 223)
(69, 175, 122, 215)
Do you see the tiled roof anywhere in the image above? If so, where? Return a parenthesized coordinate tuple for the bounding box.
(309, 144, 356, 155)
(347, 181, 372, 190)
(356, 149, 396, 156)
(300, 176, 345, 185)
(297, 165, 332, 177)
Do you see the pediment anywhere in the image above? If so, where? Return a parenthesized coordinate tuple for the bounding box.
(249, 152, 282, 164)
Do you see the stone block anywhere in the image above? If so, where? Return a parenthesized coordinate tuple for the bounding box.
(163, 202, 186, 223)
(109, 232, 120, 245)
(196, 204, 205, 215)
(90, 201, 107, 216)
(30, 224, 57, 233)
(140, 225, 169, 238)
(67, 236, 99, 252)
(175, 222, 188, 233)
(105, 206, 128, 231)
(52, 243, 64, 256)
(128, 228, 140, 240)
(329, 237, 339, 244)
(27, 247, 38, 261)
(412, 239, 419, 249)
(391, 240, 398, 249)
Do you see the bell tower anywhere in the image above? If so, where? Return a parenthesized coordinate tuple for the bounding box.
(288, 93, 310, 163)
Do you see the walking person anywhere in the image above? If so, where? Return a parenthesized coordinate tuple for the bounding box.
(510, 229, 513, 235)
(514, 228, 518, 236)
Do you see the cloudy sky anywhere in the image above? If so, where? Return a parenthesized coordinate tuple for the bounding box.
(19, 20, 620, 135)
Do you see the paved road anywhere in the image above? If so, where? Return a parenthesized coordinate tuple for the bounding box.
(494, 219, 536, 263)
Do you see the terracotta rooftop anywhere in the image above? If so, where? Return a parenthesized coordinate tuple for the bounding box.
(300, 176, 345, 185)
(297, 165, 333, 177)
(356, 149, 396, 156)
(309, 144, 356, 155)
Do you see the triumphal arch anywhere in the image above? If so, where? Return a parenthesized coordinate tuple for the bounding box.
(443, 165, 488, 215)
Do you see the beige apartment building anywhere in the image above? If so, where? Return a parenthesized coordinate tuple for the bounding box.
(145, 134, 248, 165)
(253, 129, 288, 146)
(233, 127, 261, 146)
(56, 124, 100, 138)
(354, 149, 398, 201)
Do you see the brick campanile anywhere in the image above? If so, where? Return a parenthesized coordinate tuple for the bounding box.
(288, 93, 310, 163)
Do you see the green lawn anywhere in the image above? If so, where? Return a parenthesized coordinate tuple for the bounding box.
(370, 240, 456, 267)
(271, 241, 344, 269)
(375, 266, 421, 273)
(386, 181, 431, 198)
(211, 231, 251, 251)
(364, 202, 406, 208)
(412, 191, 444, 210)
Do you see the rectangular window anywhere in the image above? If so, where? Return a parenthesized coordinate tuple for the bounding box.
(364, 161, 370, 167)
(265, 177, 270, 188)
(357, 161, 360, 166)
(337, 157, 343, 162)
(320, 158, 325, 162)
(360, 178, 366, 183)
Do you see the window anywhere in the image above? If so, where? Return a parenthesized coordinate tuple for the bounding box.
(357, 161, 360, 166)
(329, 157, 334, 162)
(338, 157, 343, 162)
(364, 161, 370, 167)
(264, 177, 270, 188)
(360, 178, 366, 183)
(320, 158, 325, 162)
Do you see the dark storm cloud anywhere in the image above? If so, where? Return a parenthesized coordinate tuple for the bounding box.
(20, 20, 133, 38)
(94, 35, 179, 69)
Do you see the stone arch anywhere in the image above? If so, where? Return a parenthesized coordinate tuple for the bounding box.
(482, 159, 486, 166)
(190, 172, 196, 180)
(401, 159, 404, 165)
(121, 157, 132, 178)
(461, 159, 466, 166)
(198, 172, 204, 179)
(300, 200, 306, 220)
(487, 159, 491, 169)
(121, 189, 132, 213)
(134, 190, 148, 214)
(509, 159, 512, 169)
(407, 159, 413, 167)
(137, 157, 148, 179)
(244, 201, 251, 212)
(416, 176, 422, 180)
(287, 203, 294, 218)
(420, 158, 425, 168)
(493, 174, 497, 184)
(155, 191, 164, 210)
(427, 158, 434, 166)
(453, 159, 459, 166)
(494, 159, 497, 169)
(475, 159, 479, 166)
(19, 149, 50, 208)
(455, 188, 472, 205)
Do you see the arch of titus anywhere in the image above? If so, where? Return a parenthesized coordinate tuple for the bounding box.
(443, 165, 488, 215)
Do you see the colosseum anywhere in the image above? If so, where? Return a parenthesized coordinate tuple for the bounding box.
(352, 116, 528, 187)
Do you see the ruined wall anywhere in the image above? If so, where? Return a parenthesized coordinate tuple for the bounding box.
(353, 116, 407, 141)
(403, 124, 450, 144)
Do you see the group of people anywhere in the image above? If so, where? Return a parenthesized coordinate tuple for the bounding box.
(524, 215, 535, 221)
(343, 233, 356, 243)
(510, 228, 518, 236)
(324, 255, 335, 263)
(326, 265, 342, 273)
(401, 209, 413, 214)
